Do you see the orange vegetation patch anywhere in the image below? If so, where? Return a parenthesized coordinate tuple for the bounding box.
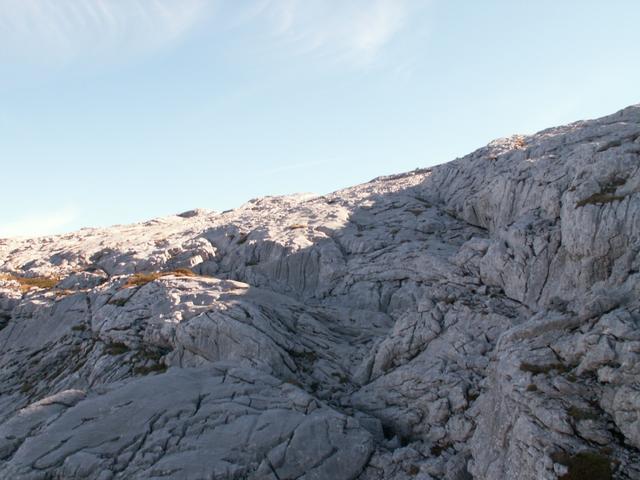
(123, 268, 196, 288)
(513, 135, 527, 149)
(0, 273, 60, 293)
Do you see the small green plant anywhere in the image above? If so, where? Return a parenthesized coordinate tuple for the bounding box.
(331, 372, 349, 384)
(553, 451, 611, 480)
(565, 373, 578, 382)
(133, 363, 167, 375)
(406, 464, 420, 476)
(20, 381, 33, 394)
(467, 391, 480, 402)
(443, 296, 456, 305)
(104, 342, 130, 355)
(407, 208, 424, 216)
(290, 350, 318, 363)
(567, 406, 600, 421)
(520, 362, 570, 375)
(289, 349, 318, 374)
(108, 297, 129, 307)
(284, 378, 303, 388)
(576, 177, 627, 208)
(575, 193, 625, 208)
(430, 442, 453, 456)
(132, 346, 169, 375)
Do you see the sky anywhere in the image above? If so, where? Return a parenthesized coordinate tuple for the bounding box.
(1, 0, 639, 237)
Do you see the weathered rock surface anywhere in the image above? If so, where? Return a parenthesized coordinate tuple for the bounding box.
(1, 105, 640, 479)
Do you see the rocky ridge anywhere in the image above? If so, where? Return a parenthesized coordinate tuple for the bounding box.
(1, 105, 640, 479)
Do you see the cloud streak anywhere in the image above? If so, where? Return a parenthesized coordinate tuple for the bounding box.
(0, 1, 418, 67)
(0, 0, 209, 64)
(247, 0, 413, 66)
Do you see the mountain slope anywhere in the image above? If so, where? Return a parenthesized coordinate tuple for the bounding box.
(1, 105, 639, 479)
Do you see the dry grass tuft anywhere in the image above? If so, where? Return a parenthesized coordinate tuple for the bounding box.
(123, 272, 165, 288)
(123, 268, 196, 288)
(172, 268, 196, 277)
(513, 135, 527, 150)
(288, 223, 307, 230)
(0, 273, 60, 293)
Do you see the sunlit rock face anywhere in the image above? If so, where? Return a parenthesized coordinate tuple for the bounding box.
(1, 105, 639, 479)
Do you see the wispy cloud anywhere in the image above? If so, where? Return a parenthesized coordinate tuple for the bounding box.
(0, 1, 419, 68)
(248, 0, 414, 66)
(0, 206, 79, 238)
(0, 0, 210, 65)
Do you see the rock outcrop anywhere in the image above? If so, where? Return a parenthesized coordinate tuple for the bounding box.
(1, 105, 639, 479)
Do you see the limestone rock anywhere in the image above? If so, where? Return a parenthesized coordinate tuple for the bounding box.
(1, 105, 640, 478)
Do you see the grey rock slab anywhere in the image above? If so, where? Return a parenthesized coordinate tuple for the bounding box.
(1, 366, 373, 480)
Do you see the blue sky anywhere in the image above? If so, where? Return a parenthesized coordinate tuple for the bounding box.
(1, 0, 639, 237)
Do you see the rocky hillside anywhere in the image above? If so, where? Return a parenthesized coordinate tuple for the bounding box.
(1, 105, 639, 480)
